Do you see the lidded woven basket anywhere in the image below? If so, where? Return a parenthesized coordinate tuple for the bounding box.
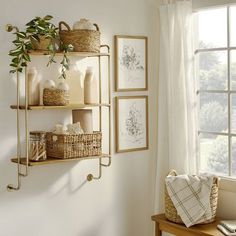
(165, 170, 219, 225)
(59, 21, 100, 52)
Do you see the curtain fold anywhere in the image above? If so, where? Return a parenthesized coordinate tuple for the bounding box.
(155, 0, 197, 212)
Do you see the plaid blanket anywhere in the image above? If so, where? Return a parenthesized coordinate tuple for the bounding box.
(165, 174, 214, 227)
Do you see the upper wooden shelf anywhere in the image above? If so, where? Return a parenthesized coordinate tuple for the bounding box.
(11, 154, 111, 166)
(29, 51, 110, 57)
(10, 103, 110, 110)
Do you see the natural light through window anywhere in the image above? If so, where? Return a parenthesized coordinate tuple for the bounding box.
(196, 6, 236, 177)
(198, 8, 227, 48)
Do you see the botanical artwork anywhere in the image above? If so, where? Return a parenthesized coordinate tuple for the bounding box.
(120, 45, 144, 71)
(115, 36, 147, 91)
(116, 96, 148, 152)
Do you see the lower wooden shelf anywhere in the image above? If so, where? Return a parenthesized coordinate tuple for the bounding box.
(11, 154, 111, 166)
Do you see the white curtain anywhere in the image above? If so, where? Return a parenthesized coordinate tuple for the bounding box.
(155, 0, 197, 212)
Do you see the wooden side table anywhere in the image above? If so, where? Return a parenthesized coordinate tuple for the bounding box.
(151, 214, 224, 236)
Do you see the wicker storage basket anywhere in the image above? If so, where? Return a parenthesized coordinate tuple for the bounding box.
(46, 131, 102, 159)
(31, 35, 52, 51)
(43, 88, 69, 106)
(59, 21, 100, 52)
(165, 170, 219, 225)
(31, 36, 60, 51)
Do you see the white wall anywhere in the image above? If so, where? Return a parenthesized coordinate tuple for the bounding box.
(0, 1, 159, 236)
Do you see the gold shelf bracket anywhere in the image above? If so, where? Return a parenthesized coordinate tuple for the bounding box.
(6, 24, 29, 191)
(87, 156, 111, 182)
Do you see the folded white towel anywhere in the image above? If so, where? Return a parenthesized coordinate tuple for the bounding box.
(165, 174, 214, 227)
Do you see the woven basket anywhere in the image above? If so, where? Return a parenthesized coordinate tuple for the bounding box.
(31, 35, 52, 51)
(165, 170, 219, 225)
(46, 132, 102, 159)
(59, 21, 100, 52)
(43, 88, 69, 106)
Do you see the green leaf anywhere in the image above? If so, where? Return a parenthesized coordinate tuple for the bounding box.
(22, 53, 31, 62)
(21, 62, 27, 67)
(9, 50, 22, 56)
(12, 39, 22, 46)
(47, 44, 54, 51)
(10, 69, 17, 73)
(10, 45, 22, 54)
(25, 43, 33, 50)
(12, 58, 19, 64)
(25, 40, 32, 45)
(37, 25, 46, 31)
(26, 27, 36, 33)
(45, 35, 52, 39)
(17, 68, 23, 73)
(10, 63, 18, 68)
(31, 35, 40, 42)
(15, 31, 26, 39)
(26, 19, 36, 26)
(12, 39, 21, 43)
(44, 15, 53, 21)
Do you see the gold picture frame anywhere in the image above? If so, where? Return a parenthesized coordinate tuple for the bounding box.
(115, 35, 148, 91)
(116, 96, 149, 153)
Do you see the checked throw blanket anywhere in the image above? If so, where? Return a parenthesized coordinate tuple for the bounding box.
(165, 174, 214, 227)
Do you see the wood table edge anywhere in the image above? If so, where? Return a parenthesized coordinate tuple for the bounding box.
(151, 214, 224, 236)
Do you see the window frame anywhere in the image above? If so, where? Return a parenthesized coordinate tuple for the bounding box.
(196, 6, 236, 178)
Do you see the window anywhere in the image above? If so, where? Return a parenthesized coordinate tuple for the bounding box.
(195, 6, 236, 177)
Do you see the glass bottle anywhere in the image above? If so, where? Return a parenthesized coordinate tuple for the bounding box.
(29, 131, 47, 161)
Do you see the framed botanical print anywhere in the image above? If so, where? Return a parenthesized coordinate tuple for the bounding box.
(116, 96, 149, 153)
(115, 35, 148, 91)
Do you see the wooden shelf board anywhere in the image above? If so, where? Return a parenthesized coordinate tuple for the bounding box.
(29, 51, 110, 57)
(10, 103, 110, 110)
(11, 154, 111, 166)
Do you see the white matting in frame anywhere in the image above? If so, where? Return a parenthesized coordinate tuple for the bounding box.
(116, 96, 149, 153)
(115, 35, 148, 91)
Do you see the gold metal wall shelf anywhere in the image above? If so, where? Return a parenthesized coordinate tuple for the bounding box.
(10, 103, 111, 110)
(29, 50, 110, 57)
(6, 24, 112, 191)
(11, 154, 111, 166)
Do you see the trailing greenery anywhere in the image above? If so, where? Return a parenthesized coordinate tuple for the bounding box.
(59, 44, 74, 79)
(26, 15, 58, 40)
(26, 15, 59, 66)
(9, 31, 32, 73)
(8, 15, 59, 74)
